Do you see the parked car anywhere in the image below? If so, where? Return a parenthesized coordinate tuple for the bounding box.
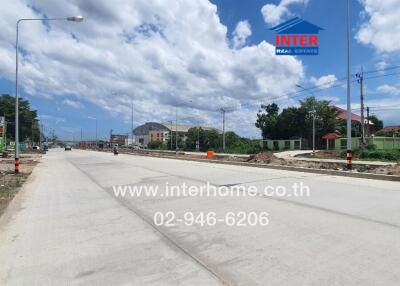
(65, 146, 72, 151)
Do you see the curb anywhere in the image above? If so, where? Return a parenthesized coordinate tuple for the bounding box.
(119, 151, 400, 182)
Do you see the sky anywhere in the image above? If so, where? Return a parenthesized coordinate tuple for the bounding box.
(0, 0, 400, 140)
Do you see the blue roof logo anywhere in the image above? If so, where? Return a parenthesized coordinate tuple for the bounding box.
(271, 17, 323, 56)
(270, 17, 323, 35)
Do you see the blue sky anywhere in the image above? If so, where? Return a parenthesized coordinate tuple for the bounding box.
(1, 0, 399, 139)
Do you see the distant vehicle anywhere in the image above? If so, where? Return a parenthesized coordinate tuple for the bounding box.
(65, 146, 72, 151)
(43, 145, 48, 152)
(32, 146, 40, 150)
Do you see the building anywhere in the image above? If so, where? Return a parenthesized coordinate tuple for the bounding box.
(149, 129, 170, 144)
(133, 122, 169, 146)
(332, 106, 373, 125)
(133, 122, 220, 147)
(378, 126, 400, 133)
(110, 134, 128, 146)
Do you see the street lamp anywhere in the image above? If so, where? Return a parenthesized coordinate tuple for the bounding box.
(296, 84, 317, 153)
(15, 16, 84, 173)
(87, 116, 98, 148)
(174, 100, 193, 154)
(345, 0, 353, 170)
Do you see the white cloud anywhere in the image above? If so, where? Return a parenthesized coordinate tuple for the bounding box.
(62, 99, 83, 109)
(232, 20, 252, 49)
(38, 114, 66, 124)
(356, 0, 400, 53)
(261, 0, 309, 26)
(376, 84, 400, 96)
(0, 0, 305, 138)
(310, 74, 338, 89)
(375, 61, 388, 72)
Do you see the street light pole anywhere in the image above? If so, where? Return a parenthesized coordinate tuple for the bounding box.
(220, 108, 226, 152)
(14, 16, 83, 173)
(296, 84, 316, 153)
(312, 112, 316, 154)
(197, 126, 200, 151)
(175, 106, 178, 153)
(95, 118, 98, 148)
(131, 101, 134, 146)
(345, 0, 352, 170)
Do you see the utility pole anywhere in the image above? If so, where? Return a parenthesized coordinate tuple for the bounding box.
(221, 108, 226, 152)
(345, 0, 352, 170)
(356, 67, 365, 145)
(95, 118, 98, 148)
(31, 120, 34, 147)
(197, 126, 200, 152)
(131, 101, 134, 146)
(312, 111, 316, 154)
(167, 120, 173, 150)
(366, 107, 370, 137)
(175, 106, 178, 153)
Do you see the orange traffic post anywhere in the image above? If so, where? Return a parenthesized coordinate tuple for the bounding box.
(15, 158, 20, 173)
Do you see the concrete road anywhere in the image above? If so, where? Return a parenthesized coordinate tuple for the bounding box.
(1, 149, 400, 285)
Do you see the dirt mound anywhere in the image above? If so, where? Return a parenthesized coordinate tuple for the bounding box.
(248, 152, 275, 164)
(385, 165, 400, 176)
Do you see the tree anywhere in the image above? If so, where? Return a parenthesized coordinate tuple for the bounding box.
(298, 97, 340, 146)
(0, 94, 40, 142)
(166, 132, 184, 150)
(202, 129, 220, 151)
(255, 103, 279, 139)
(255, 97, 340, 148)
(148, 140, 164, 149)
(368, 115, 383, 133)
(275, 107, 306, 139)
(185, 127, 203, 151)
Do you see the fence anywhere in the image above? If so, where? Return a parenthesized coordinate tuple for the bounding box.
(334, 137, 400, 150)
(261, 139, 306, 151)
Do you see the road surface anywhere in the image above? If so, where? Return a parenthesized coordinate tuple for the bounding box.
(1, 149, 400, 285)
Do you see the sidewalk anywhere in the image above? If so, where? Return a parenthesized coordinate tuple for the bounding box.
(274, 150, 396, 166)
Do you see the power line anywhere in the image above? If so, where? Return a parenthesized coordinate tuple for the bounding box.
(257, 67, 400, 106)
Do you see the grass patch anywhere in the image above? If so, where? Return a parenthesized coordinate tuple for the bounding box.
(0, 173, 27, 215)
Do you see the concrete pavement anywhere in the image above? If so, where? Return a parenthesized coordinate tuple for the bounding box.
(1, 149, 400, 285)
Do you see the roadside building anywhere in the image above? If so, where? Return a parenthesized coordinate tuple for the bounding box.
(133, 122, 220, 147)
(110, 134, 127, 146)
(133, 122, 169, 146)
(378, 126, 400, 133)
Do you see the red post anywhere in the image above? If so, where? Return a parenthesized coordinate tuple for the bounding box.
(346, 150, 352, 170)
(15, 158, 20, 173)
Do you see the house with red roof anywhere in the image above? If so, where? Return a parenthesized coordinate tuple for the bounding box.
(331, 106, 373, 125)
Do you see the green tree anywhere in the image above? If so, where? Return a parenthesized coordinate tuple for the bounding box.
(255, 103, 279, 139)
(368, 115, 383, 133)
(298, 97, 340, 147)
(203, 129, 220, 151)
(255, 97, 340, 148)
(0, 94, 40, 143)
(166, 132, 184, 150)
(148, 140, 164, 149)
(275, 107, 306, 139)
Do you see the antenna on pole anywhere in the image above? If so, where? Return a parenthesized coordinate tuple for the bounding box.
(356, 67, 365, 145)
(131, 100, 134, 146)
(217, 106, 236, 152)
